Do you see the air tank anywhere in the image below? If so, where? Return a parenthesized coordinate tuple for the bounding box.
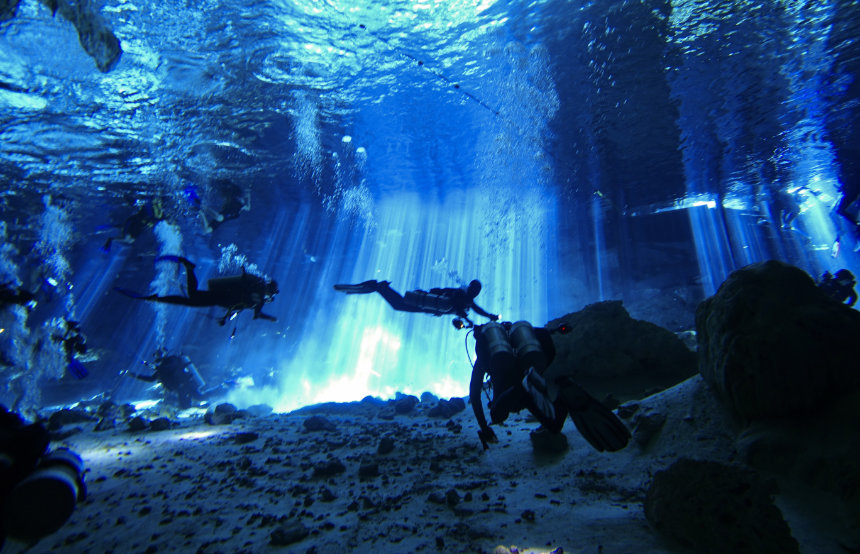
(509, 320, 547, 372)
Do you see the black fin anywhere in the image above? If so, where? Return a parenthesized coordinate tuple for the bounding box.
(114, 287, 156, 300)
(155, 255, 194, 267)
(560, 381, 631, 452)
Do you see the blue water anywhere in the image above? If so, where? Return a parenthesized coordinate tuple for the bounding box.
(1, 0, 858, 413)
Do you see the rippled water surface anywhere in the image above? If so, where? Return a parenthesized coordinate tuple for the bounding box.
(1, 0, 858, 409)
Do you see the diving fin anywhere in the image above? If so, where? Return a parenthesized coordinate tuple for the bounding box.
(558, 378, 631, 452)
(114, 287, 157, 301)
(333, 280, 379, 294)
(155, 255, 195, 268)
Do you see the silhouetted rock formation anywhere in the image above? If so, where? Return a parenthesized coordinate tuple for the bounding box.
(696, 259, 860, 422)
(546, 300, 697, 405)
(644, 458, 799, 554)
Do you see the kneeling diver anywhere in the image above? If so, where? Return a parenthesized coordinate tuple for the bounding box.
(334, 279, 499, 327)
(469, 320, 630, 453)
(115, 256, 278, 325)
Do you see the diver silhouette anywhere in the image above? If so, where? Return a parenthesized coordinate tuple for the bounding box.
(114, 256, 278, 325)
(818, 269, 858, 307)
(126, 349, 207, 409)
(334, 279, 499, 326)
(0, 283, 36, 310)
(101, 198, 166, 252)
(469, 320, 630, 452)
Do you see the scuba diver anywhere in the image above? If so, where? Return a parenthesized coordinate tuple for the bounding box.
(114, 256, 278, 325)
(468, 319, 630, 453)
(52, 320, 88, 379)
(101, 197, 166, 252)
(334, 279, 499, 327)
(125, 349, 209, 409)
(196, 180, 252, 234)
(818, 269, 858, 307)
(0, 283, 36, 311)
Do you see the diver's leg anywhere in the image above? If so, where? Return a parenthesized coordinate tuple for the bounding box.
(375, 282, 423, 313)
(154, 256, 199, 293)
(333, 280, 380, 294)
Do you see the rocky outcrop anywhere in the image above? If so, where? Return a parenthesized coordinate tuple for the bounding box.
(545, 301, 697, 405)
(695, 260, 860, 423)
(644, 458, 799, 554)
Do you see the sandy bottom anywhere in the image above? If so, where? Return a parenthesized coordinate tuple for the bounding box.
(3, 377, 849, 553)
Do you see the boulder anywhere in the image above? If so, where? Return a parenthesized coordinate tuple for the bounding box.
(545, 301, 697, 404)
(644, 458, 799, 554)
(695, 260, 860, 423)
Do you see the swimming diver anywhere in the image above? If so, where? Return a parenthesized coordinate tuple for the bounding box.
(101, 197, 166, 252)
(334, 279, 499, 327)
(114, 256, 278, 325)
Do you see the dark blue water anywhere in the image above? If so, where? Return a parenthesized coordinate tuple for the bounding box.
(1, 0, 858, 414)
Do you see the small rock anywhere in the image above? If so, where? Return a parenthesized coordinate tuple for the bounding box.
(427, 492, 446, 504)
(232, 431, 259, 444)
(319, 487, 337, 502)
(428, 397, 466, 418)
(393, 395, 419, 414)
(421, 392, 439, 404)
(445, 489, 460, 507)
(127, 416, 148, 432)
(378, 437, 395, 455)
(149, 417, 172, 431)
(312, 459, 346, 479)
(529, 428, 568, 453)
(269, 521, 309, 546)
(48, 408, 95, 430)
(205, 403, 238, 425)
(94, 417, 116, 431)
(633, 411, 667, 447)
(303, 415, 337, 432)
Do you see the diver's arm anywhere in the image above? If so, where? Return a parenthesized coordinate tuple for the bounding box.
(469, 360, 496, 449)
(470, 301, 499, 321)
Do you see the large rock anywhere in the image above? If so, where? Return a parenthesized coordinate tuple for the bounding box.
(644, 458, 799, 554)
(695, 260, 860, 423)
(545, 301, 697, 405)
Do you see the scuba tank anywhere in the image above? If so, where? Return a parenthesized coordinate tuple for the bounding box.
(207, 274, 246, 293)
(477, 321, 515, 374)
(183, 357, 206, 392)
(404, 290, 453, 314)
(509, 321, 547, 373)
(4, 448, 86, 541)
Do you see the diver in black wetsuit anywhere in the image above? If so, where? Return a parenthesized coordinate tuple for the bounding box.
(0, 283, 36, 310)
(469, 320, 630, 453)
(102, 198, 166, 252)
(818, 269, 858, 307)
(114, 256, 278, 325)
(126, 349, 207, 409)
(334, 279, 499, 326)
